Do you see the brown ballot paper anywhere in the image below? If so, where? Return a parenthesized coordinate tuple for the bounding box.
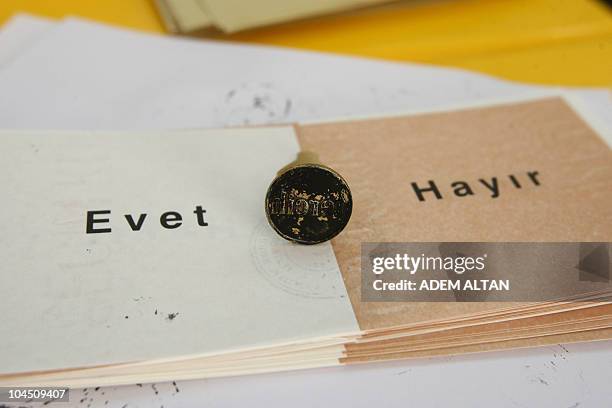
(1, 95, 611, 387)
(297, 96, 612, 330)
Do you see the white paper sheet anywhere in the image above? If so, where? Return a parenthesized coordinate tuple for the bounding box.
(0, 127, 358, 374)
(0, 13, 54, 67)
(0, 18, 609, 134)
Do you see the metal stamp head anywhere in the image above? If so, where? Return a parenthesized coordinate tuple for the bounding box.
(265, 164, 352, 245)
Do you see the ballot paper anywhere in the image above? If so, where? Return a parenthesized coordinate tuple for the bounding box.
(298, 95, 612, 328)
(1, 95, 611, 388)
(0, 17, 610, 142)
(0, 126, 358, 374)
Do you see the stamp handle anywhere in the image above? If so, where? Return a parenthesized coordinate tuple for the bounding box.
(277, 151, 320, 175)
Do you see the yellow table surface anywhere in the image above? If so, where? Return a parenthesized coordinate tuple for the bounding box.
(0, 0, 611, 86)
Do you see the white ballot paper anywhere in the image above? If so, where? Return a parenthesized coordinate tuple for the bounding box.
(0, 127, 358, 374)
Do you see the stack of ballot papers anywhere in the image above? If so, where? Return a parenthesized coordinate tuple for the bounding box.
(154, 0, 392, 34)
(0, 15, 610, 388)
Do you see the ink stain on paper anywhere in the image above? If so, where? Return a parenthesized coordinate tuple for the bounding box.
(166, 312, 179, 321)
(215, 82, 293, 126)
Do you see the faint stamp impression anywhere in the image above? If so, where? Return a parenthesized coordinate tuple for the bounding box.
(250, 221, 345, 299)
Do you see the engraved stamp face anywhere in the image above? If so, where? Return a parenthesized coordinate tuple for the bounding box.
(265, 164, 352, 245)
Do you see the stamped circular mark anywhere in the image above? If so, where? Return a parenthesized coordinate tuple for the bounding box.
(265, 164, 352, 245)
(250, 221, 345, 299)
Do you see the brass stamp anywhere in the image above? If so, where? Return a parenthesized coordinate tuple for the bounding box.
(265, 152, 352, 245)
